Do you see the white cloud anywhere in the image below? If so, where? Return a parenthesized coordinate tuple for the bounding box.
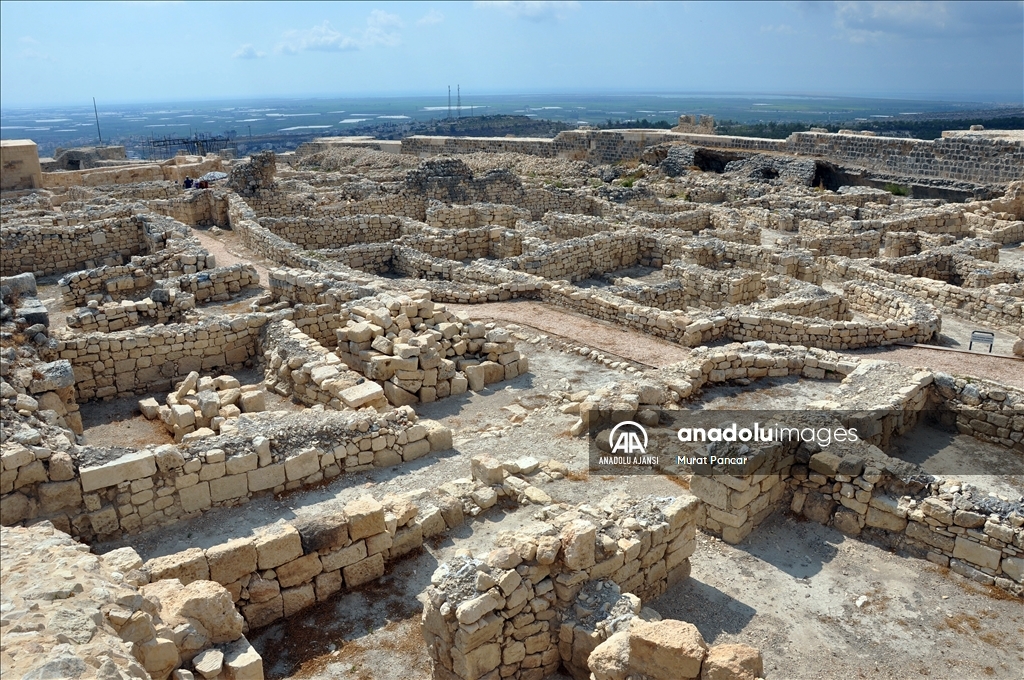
(277, 11, 403, 54)
(760, 24, 797, 35)
(17, 37, 55, 62)
(832, 1, 1024, 42)
(476, 1, 581, 22)
(417, 9, 444, 26)
(233, 44, 266, 59)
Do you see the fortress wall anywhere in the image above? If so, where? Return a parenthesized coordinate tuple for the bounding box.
(400, 129, 1023, 185)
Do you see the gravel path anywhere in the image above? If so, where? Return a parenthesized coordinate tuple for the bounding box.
(448, 300, 692, 368)
(848, 345, 1023, 389)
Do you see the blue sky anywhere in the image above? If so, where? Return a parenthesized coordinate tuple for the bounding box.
(1, 1, 1022, 107)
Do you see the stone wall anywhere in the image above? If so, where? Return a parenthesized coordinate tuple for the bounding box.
(47, 312, 268, 400)
(1, 215, 144, 278)
(58, 245, 217, 307)
(39, 156, 223, 189)
(260, 214, 405, 248)
(1, 406, 451, 542)
(422, 489, 700, 680)
(826, 256, 1022, 328)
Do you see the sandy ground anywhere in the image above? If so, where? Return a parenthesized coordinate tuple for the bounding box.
(79, 367, 301, 451)
(654, 514, 1024, 680)
(848, 345, 1023, 390)
(447, 301, 691, 368)
(191, 226, 274, 288)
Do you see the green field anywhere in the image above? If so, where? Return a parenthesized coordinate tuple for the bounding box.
(3, 93, 1020, 158)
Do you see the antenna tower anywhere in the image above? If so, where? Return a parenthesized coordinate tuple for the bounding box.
(93, 97, 103, 145)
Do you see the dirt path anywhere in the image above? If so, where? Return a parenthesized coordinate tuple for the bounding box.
(447, 300, 691, 368)
(191, 227, 273, 289)
(848, 345, 1023, 389)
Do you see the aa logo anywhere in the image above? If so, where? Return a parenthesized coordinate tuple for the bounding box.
(609, 421, 648, 455)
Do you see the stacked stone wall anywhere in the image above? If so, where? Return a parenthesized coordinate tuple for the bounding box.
(47, 313, 268, 400)
(826, 256, 1022, 327)
(0, 216, 144, 277)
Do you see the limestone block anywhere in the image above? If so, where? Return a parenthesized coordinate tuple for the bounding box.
(561, 519, 597, 571)
(37, 480, 82, 514)
(238, 390, 265, 413)
(345, 495, 386, 540)
(294, 511, 349, 553)
(193, 648, 224, 679)
(342, 552, 385, 588)
(453, 642, 501, 680)
(138, 637, 180, 678)
(207, 538, 258, 585)
(321, 540, 367, 572)
(390, 523, 423, 558)
(103, 546, 144, 574)
(284, 448, 319, 482)
(146, 547, 210, 585)
(162, 580, 244, 644)
(701, 643, 763, 680)
(80, 450, 157, 492)
(314, 569, 344, 601)
(210, 474, 248, 503)
(951, 537, 1001, 570)
(425, 420, 453, 451)
(415, 505, 446, 538)
(222, 635, 264, 680)
(801, 492, 835, 525)
(282, 583, 316, 617)
(471, 455, 505, 485)
(865, 506, 907, 532)
(242, 595, 282, 629)
(629, 619, 707, 679)
(254, 523, 303, 570)
(276, 553, 323, 588)
(1002, 556, 1024, 583)
(180, 481, 212, 513)
(247, 463, 285, 492)
(340, 381, 385, 409)
(402, 438, 430, 461)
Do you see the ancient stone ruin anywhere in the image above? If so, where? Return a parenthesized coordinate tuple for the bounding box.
(1, 124, 1022, 679)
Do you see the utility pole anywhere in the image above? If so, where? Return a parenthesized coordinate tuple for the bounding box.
(93, 97, 103, 146)
(448, 86, 451, 121)
(457, 85, 461, 119)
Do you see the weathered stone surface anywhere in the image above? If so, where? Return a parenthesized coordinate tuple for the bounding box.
(276, 553, 323, 589)
(222, 635, 264, 680)
(629, 619, 708, 679)
(146, 547, 210, 585)
(701, 643, 763, 680)
(952, 537, 1001, 570)
(206, 538, 258, 585)
(801, 492, 835, 525)
(254, 522, 303, 570)
(345, 496, 386, 540)
(80, 450, 157, 492)
(561, 519, 597, 570)
(294, 512, 350, 553)
(193, 648, 224, 679)
(342, 552, 385, 588)
(162, 580, 244, 644)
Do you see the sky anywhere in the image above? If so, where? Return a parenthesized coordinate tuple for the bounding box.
(1, 1, 1022, 108)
